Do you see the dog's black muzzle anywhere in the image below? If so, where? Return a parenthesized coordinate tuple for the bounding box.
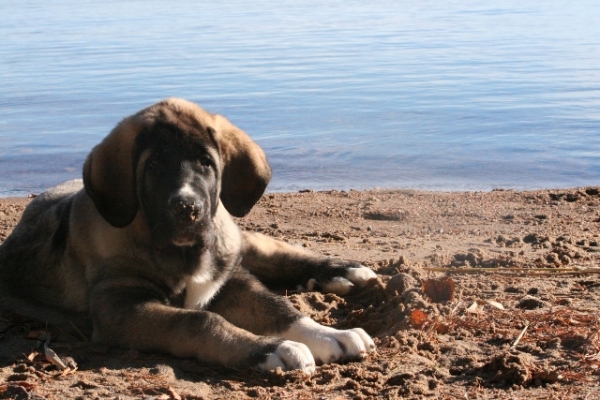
(169, 193, 203, 224)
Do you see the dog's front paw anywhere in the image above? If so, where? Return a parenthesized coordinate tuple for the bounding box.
(306, 260, 377, 295)
(258, 340, 316, 374)
(281, 317, 376, 365)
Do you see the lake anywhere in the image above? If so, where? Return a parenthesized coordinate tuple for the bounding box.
(1, 0, 599, 197)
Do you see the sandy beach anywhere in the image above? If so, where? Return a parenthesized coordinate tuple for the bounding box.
(1, 187, 599, 399)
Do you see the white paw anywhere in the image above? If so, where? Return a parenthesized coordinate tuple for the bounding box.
(346, 266, 377, 287)
(306, 266, 377, 295)
(307, 276, 354, 295)
(258, 340, 316, 374)
(278, 317, 376, 364)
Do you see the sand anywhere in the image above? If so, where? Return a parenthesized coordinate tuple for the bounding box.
(1, 187, 599, 399)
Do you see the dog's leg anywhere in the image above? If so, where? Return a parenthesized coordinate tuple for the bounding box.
(88, 269, 314, 373)
(207, 268, 375, 367)
(241, 232, 376, 295)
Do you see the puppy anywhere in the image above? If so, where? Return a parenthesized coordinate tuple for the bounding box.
(0, 99, 376, 373)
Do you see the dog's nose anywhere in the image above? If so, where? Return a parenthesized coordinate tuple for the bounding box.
(170, 196, 202, 223)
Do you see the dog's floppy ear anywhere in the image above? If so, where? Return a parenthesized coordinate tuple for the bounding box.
(214, 115, 272, 217)
(83, 116, 142, 228)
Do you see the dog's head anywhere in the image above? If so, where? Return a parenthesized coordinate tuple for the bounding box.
(83, 98, 271, 248)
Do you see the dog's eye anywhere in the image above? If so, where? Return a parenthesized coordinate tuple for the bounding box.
(147, 157, 163, 170)
(197, 156, 213, 168)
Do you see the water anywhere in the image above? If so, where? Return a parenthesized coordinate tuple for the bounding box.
(1, 0, 599, 197)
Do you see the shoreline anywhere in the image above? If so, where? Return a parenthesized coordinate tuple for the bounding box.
(2, 184, 600, 201)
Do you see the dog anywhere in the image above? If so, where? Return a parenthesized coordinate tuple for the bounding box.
(0, 98, 376, 373)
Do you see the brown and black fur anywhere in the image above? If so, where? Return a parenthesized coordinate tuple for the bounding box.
(0, 99, 374, 370)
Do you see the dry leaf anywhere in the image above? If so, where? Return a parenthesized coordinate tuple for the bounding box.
(422, 277, 455, 302)
(410, 309, 429, 328)
(26, 352, 39, 362)
(44, 338, 67, 370)
(436, 323, 450, 334)
(45, 347, 68, 370)
(466, 301, 479, 313)
(485, 300, 505, 310)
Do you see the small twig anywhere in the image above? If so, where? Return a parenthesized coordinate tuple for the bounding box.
(584, 351, 600, 361)
(511, 323, 529, 350)
(69, 321, 89, 342)
(450, 300, 463, 316)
